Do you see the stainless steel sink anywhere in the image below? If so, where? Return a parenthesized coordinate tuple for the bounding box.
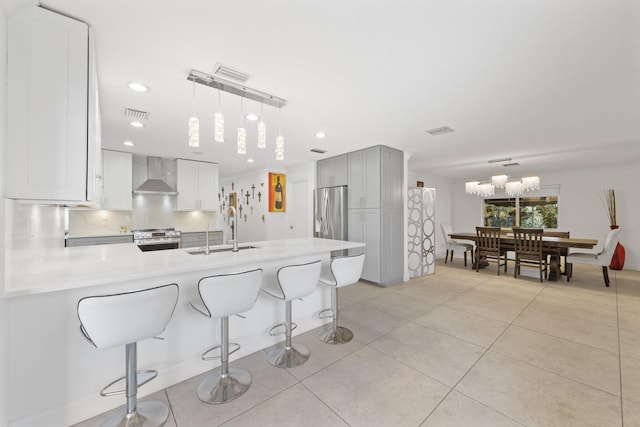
(185, 245, 260, 255)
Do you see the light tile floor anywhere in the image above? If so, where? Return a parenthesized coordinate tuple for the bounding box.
(75, 260, 640, 426)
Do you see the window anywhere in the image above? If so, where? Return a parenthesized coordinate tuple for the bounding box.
(484, 196, 558, 228)
(484, 198, 516, 227)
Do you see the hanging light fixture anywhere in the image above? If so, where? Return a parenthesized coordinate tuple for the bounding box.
(275, 107, 284, 160)
(477, 183, 495, 197)
(186, 69, 288, 155)
(505, 181, 524, 197)
(237, 97, 246, 154)
(521, 176, 540, 192)
(214, 89, 224, 142)
(465, 181, 480, 195)
(491, 174, 508, 188)
(465, 158, 540, 197)
(188, 81, 199, 148)
(257, 103, 266, 149)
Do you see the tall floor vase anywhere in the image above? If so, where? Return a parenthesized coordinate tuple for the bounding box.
(609, 225, 625, 270)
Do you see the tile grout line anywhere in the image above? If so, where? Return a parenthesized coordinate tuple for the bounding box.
(418, 274, 549, 426)
(615, 272, 625, 426)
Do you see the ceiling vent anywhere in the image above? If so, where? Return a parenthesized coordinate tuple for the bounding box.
(124, 107, 150, 120)
(425, 126, 454, 136)
(212, 62, 251, 83)
(310, 148, 327, 154)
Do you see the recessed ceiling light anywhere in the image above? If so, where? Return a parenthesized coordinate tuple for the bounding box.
(128, 82, 149, 92)
(130, 121, 144, 128)
(247, 158, 254, 163)
(245, 113, 259, 121)
(123, 141, 134, 146)
(316, 132, 327, 138)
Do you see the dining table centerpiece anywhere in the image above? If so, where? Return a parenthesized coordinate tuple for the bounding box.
(603, 189, 625, 270)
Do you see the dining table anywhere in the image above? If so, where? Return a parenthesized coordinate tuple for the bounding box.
(448, 232, 598, 281)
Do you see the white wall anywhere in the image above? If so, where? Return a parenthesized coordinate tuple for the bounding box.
(219, 162, 316, 243)
(220, 168, 288, 243)
(0, 5, 8, 425)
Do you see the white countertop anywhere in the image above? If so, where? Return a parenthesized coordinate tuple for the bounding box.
(65, 232, 133, 239)
(4, 238, 364, 297)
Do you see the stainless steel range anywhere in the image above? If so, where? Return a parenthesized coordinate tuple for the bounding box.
(132, 228, 181, 251)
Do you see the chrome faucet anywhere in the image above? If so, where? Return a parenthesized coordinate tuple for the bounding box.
(227, 206, 239, 252)
(204, 223, 210, 255)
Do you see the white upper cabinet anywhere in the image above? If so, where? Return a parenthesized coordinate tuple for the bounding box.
(348, 147, 381, 209)
(317, 154, 348, 187)
(6, 7, 101, 203)
(102, 150, 132, 211)
(176, 159, 219, 211)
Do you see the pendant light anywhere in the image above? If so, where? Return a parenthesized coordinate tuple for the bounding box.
(491, 174, 508, 188)
(521, 176, 540, 192)
(237, 97, 246, 154)
(214, 89, 224, 143)
(275, 107, 284, 160)
(257, 102, 266, 148)
(465, 158, 540, 197)
(188, 81, 199, 148)
(505, 181, 524, 197)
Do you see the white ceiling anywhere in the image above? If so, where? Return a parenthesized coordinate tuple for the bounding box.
(3, 0, 640, 181)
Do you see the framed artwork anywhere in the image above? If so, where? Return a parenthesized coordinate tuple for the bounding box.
(268, 172, 286, 212)
(228, 192, 237, 209)
(417, 181, 424, 188)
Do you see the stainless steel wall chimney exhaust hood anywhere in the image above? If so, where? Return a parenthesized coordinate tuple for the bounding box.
(133, 157, 178, 195)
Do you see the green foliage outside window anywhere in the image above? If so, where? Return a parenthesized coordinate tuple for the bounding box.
(484, 196, 558, 229)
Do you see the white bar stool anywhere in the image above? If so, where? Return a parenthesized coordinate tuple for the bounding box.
(77, 283, 179, 427)
(317, 253, 365, 344)
(190, 268, 263, 404)
(263, 260, 322, 368)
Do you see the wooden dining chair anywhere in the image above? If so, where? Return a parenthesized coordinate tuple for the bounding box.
(513, 227, 547, 282)
(475, 227, 508, 275)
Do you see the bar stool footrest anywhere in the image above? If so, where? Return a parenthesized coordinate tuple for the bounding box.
(268, 322, 297, 337)
(202, 343, 241, 361)
(318, 308, 334, 320)
(100, 370, 157, 397)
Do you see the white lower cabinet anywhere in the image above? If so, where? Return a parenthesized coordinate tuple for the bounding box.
(176, 160, 219, 211)
(349, 209, 381, 282)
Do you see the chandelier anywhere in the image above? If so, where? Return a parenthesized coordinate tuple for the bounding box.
(186, 69, 287, 159)
(465, 159, 540, 197)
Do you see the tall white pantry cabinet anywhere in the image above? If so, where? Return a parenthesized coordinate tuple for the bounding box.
(6, 7, 101, 203)
(318, 145, 404, 286)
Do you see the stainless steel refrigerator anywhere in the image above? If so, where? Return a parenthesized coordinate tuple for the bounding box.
(314, 186, 348, 241)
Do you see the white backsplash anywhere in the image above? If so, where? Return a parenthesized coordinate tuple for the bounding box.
(68, 194, 220, 235)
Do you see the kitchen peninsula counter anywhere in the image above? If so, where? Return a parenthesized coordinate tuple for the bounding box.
(4, 237, 366, 427)
(5, 237, 364, 296)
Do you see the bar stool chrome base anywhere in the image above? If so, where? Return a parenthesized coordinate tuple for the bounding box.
(267, 343, 309, 368)
(318, 325, 353, 344)
(102, 400, 169, 427)
(197, 367, 251, 404)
